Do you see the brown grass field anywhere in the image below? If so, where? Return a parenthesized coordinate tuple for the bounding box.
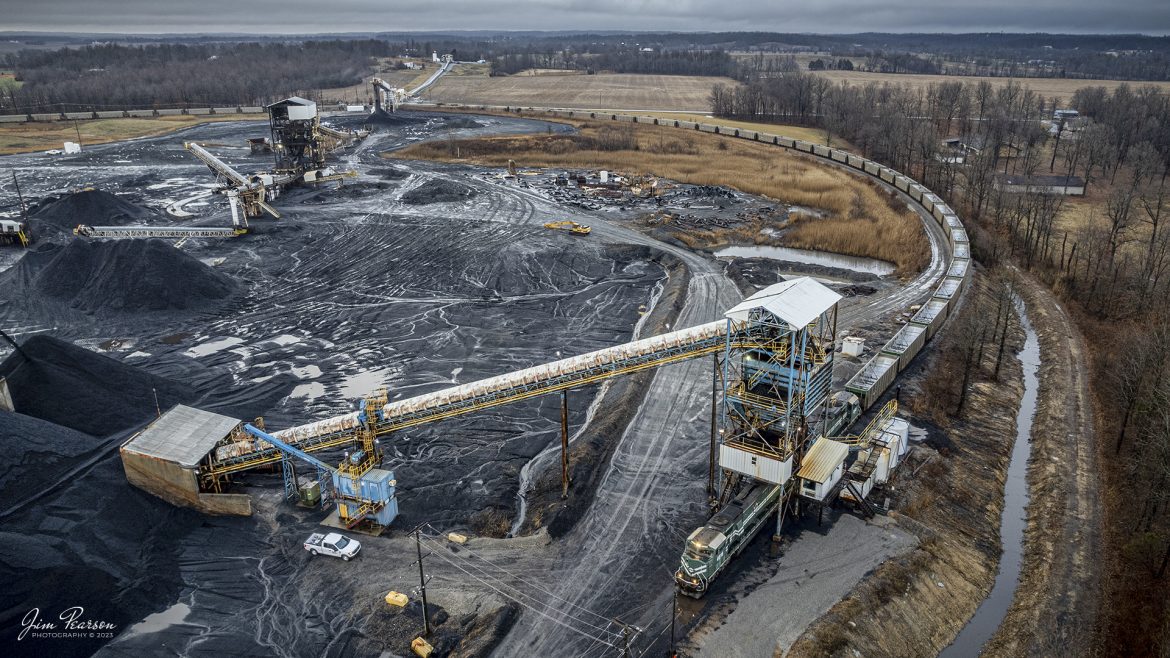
(811, 70, 1170, 102)
(0, 114, 266, 155)
(424, 72, 738, 112)
(390, 119, 928, 274)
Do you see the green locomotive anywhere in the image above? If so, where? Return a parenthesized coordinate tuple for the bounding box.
(674, 481, 785, 597)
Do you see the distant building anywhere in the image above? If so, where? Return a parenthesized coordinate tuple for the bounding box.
(995, 173, 1086, 196)
(1054, 109, 1080, 121)
(942, 135, 1021, 161)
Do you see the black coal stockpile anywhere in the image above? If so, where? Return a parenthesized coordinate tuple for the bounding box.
(0, 410, 98, 500)
(369, 167, 410, 180)
(368, 109, 430, 125)
(442, 116, 484, 129)
(0, 335, 195, 436)
(6, 238, 238, 313)
(401, 178, 477, 204)
(28, 189, 154, 236)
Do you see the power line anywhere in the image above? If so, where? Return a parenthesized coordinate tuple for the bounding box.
(422, 523, 619, 628)
(636, 619, 674, 658)
(418, 536, 621, 641)
(568, 635, 611, 658)
(419, 536, 621, 648)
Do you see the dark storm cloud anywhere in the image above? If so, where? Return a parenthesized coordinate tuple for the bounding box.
(2, 0, 1168, 34)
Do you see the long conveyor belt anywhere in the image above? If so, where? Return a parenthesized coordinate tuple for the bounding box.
(202, 319, 758, 479)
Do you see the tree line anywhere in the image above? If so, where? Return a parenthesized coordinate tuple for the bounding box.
(0, 40, 397, 113)
(489, 48, 737, 77)
(712, 71, 1170, 652)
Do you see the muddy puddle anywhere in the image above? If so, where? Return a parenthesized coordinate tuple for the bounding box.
(714, 245, 895, 276)
(940, 294, 1039, 657)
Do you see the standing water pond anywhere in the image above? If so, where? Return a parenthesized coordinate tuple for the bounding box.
(940, 294, 1040, 657)
(714, 245, 895, 276)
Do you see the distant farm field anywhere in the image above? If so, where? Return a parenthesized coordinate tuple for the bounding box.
(423, 73, 737, 111)
(811, 70, 1170, 101)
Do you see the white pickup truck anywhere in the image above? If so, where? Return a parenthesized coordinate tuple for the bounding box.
(304, 532, 361, 561)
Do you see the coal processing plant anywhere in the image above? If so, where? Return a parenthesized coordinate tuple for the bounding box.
(0, 102, 973, 657)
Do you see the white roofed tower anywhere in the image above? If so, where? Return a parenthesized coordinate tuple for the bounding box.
(717, 277, 842, 488)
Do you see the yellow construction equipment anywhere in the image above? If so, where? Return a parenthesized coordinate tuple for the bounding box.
(411, 637, 434, 658)
(543, 220, 592, 235)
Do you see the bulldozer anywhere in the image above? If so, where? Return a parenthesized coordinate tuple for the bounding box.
(543, 220, 592, 236)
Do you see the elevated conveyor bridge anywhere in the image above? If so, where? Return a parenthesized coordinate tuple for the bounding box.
(201, 318, 749, 484)
(74, 225, 244, 239)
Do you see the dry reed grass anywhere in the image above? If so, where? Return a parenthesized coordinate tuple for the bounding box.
(392, 121, 929, 275)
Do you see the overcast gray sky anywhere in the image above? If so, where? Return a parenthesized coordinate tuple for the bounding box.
(1, 0, 1168, 35)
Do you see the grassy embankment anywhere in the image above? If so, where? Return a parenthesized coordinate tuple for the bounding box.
(390, 119, 928, 275)
(0, 114, 266, 155)
(787, 271, 1027, 658)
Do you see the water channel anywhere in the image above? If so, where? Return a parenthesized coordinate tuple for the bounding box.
(939, 293, 1040, 657)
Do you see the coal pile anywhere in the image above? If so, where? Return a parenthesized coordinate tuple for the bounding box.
(5, 238, 238, 313)
(0, 410, 98, 500)
(305, 181, 394, 202)
(841, 284, 878, 296)
(369, 167, 410, 180)
(401, 178, 477, 205)
(442, 116, 484, 129)
(28, 189, 155, 236)
(0, 438, 202, 658)
(0, 335, 196, 436)
(368, 109, 430, 125)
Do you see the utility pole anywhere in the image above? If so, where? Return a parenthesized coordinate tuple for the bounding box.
(1050, 115, 1066, 172)
(561, 389, 571, 499)
(11, 171, 27, 223)
(708, 353, 719, 498)
(612, 620, 641, 658)
(413, 526, 432, 637)
(668, 589, 678, 658)
(73, 119, 82, 146)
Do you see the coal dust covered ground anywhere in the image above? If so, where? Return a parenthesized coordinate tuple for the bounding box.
(0, 111, 947, 658)
(0, 112, 668, 657)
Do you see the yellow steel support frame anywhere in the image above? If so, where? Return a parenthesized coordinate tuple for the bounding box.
(829, 399, 898, 446)
(200, 338, 767, 481)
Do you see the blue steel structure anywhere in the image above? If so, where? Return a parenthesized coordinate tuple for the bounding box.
(243, 423, 398, 530)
